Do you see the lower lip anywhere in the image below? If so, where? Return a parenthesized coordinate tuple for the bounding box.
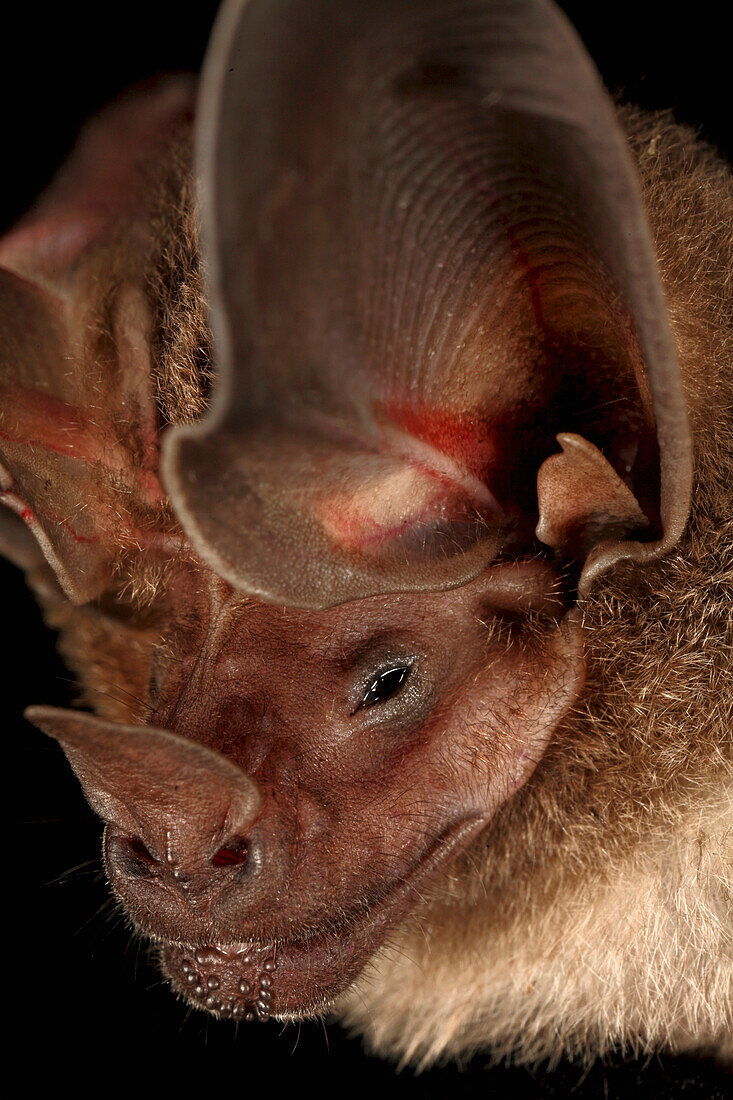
(160, 815, 486, 1020)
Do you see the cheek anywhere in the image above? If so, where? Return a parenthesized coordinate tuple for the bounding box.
(425, 623, 584, 813)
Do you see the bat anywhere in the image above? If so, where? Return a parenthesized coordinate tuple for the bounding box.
(2, 0, 730, 1070)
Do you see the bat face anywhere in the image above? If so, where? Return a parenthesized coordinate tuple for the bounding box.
(33, 554, 573, 1019)
(2, 0, 731, 1068)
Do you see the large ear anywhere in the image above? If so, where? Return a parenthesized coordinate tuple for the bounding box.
(163, 0, 691, 609)
(0, 79, 194, 602)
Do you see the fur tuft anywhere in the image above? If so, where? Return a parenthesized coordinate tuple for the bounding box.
(146, 140, 214, 427)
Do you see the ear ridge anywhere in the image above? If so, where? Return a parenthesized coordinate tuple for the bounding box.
(165, 0, 690, 607)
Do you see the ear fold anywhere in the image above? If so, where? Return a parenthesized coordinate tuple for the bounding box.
(162, 0, 691, 609)
(0, 80, 194, 602)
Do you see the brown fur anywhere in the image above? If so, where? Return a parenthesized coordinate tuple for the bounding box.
(146, 139, 213, 428)
(340, 109, 733, 1067)
(34, 108, 732, 1066)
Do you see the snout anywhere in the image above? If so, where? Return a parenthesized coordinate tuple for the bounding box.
(101, 822, 263, 932)
(102, 819, 274, 943)
(26, 705, 489, 1022)
(25, 706, 276, 939)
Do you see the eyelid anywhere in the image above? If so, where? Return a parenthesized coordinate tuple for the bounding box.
(351, 657, 416, 716)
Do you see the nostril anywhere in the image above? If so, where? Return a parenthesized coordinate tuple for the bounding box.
(212, 836, 249, 868)
(110, 834, 161, 878)
(129, 836, 153, 859)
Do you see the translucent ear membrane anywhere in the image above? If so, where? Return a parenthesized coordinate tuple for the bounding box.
(0, 82, 194, 603)
(163, 0, 691, 608)
(0, 274, 164, 602)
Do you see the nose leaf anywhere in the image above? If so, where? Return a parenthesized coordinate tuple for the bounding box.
(25, 705, 262, 874)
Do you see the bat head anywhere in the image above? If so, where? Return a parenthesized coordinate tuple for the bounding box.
(3, 0, 692, 1024)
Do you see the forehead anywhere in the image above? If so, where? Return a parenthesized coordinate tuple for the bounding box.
(162, 561, 474, 664)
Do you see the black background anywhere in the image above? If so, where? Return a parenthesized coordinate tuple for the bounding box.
(2, 2, 729, 1094)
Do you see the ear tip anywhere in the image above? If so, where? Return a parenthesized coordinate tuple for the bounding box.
(24, 705, 65, 744)
(24, 705, 93, 742)
(24, 704, 58, 725)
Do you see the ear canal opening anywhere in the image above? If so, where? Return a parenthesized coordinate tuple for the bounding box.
(459, 310, 664, 541)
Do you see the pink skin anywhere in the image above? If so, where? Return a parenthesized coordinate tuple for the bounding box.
(315, 401, 505, 553)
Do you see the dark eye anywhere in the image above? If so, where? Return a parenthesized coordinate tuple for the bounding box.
(354, 664, 412, 713)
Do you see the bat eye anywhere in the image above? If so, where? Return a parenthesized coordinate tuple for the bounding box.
(354, 664, 412, 714)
